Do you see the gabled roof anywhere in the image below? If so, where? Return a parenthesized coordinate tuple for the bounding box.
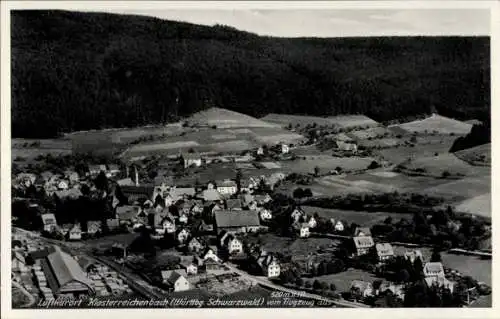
(41, 213, 57, 225)
(353, 236, 375, 249)
(161, 269, 188, 285)
(423, 262, 445, 276)
(217, 180, 237, 188)
(226, 199, 242, 210)
(375, 243, 394, 257)
(215, 210, 260, 228)
(354, 227, 372, 237)
(45, 246, 94, 292)
(202, 189, 222, 201)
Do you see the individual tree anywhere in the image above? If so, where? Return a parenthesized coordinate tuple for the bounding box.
(295, 277, 304, 287)
(396, 269, 410, 283)
(94, 171, 109, 192)
(312, 279, 322, 291)
(313, 166, 320, 177)
(329, 283, 336, 291)
(430, 249, 442, 262)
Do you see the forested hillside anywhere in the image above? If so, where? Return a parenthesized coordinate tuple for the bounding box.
(11, 10, 490, 138)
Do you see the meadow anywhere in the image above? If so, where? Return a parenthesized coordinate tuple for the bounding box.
(301, 206, 413, 226)
(281, 156, 375, 174)
(391, 114, 473, 135)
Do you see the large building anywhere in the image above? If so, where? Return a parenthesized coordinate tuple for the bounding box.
(214, 210, 261, 234)
(41, 246, 95, 298)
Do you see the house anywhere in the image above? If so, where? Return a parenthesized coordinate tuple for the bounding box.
(188, 237, 205, 253)
(259, 209, 273, 221)
(88, 165, 107, 177)
(404, 250, 424, 263)
(196, 220, 214, 233)
(351, 280, 374, 299)
(199, 247, 220, 263)
(307, 216, 317, 229)
(353, 227, 372, 237)
(423, 262, 445, 279)
(86, 221, 102, 236)
(424, 276, 455, 293)
(41, 245, 94, 297)
(115, 205, 141, 223)
(216, 180, 238, 196)
(181, 153, 202, 169)
(214, 210, 261, 234)
(177, 228, 191, 244)
(179, 258, 198, 276)
(106, 219, 120, 231)
(330, 219, 344, 232)
(291, 207, 305, 223)
(336, 141, 358, 153)
(353, 236, 375, 256)
(281, 143, 290, 154)
(161, 270, 190, 292)
(170, 187, 197, 202)
(225, 199, 242, 210)
(161, 217, 176, 234)
(16, 173, 37, 188)
(12, 251, 29, 273)
(64, 171, 80, 184)
(375, 243, 394, 263)
(41, 213, 58, 232)
(202, 189, 222, 202)
(107, 164, 121, 177)
(57, 180, 69, 190)
(68, 224, 82, 241)
(178, 213, 188, 224)
(256, 147, 264, 156)
(298, 223, 310, 238)
(221, 233, 244, 255)
(190, 201, 204, 215)
(117, 178, 135, 187)
(120, 185, 155, 204)
(254, 194, 272, 205)
(257, 252, 281, 278)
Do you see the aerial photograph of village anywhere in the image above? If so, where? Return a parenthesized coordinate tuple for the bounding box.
(8, 7, 492, 309)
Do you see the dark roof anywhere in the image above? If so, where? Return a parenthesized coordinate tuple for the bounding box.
(45, 246, 94, 293)
(225, 199, 242, 210)
(215, 210, 260, 228)
(120, 185, 154, 197)
(354, 227, 372, 237)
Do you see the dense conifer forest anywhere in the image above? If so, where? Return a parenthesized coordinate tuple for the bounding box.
(11, 10, 490, 138)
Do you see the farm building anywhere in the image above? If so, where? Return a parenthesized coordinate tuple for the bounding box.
(214, 210, 261, 234)
(216, 180, 238, 196)
(375, 243, 394, 263)
(353, 236, 375, 256)
(181, 153, 203, 168)
(41, 246, 95, 298)
(41, 213, 58, 232)
(161, 270, 191, 292)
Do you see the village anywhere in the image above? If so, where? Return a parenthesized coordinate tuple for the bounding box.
(11, 110, 492, 308)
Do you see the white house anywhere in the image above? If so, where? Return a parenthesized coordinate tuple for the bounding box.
(222, 234, 243, 255)
(281, 143, 290, 154)
(257, 147, 264, 156)
(330, 219, 344, 232)
(182, 153, 202, 169)
(259, 209, 273, 221)
(257, 253, 281, 279)
(216, 180, 238, 196)
(41, 213, 58, 232)
(178, 213, 188, 224)
(200, 248, 220, 263)
(57, 180, 69, 190)
(307, 216, 317, 229)
(161, 270, 190, 292)
(180, 259, 198, 276)
(375, 243, 395, 263)
(291, 208, 305, 223)
(353, 236, 375, 256)
(68, 224, 82, 241)
(298, 223, 310, 238)
(162, 217, 176, 234)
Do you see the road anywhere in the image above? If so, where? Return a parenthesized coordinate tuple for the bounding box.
(225, 262, 369, 308)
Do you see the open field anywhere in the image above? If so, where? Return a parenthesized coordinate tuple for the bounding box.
(327, 115, 379, 129)
(391, 114, 472, 135)
(420, 176, 490, 201)
(261, 113, 340, 127)
(347, 126, 390, 140)
(301, 206, 413, 226)
(454, 143, 491, 166)
(454, 193, 491, 218)
(401, 153, 491, 178)
(282, 156, 375, 174)
(188, 107, 279, 129)
(308, 269, 385, 293)
(357, 137, 402, 148)
(375, 135, 462, 165)
(12, 138, 73, 160)
(342, 172, 449, 193)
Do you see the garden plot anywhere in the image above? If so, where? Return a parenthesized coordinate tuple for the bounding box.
(211, 133, 237, 140)
(259, 162, 282, 169)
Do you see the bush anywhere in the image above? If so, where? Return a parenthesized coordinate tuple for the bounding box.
(441, 170, 451, 178)
(367, 161, 381, 170)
